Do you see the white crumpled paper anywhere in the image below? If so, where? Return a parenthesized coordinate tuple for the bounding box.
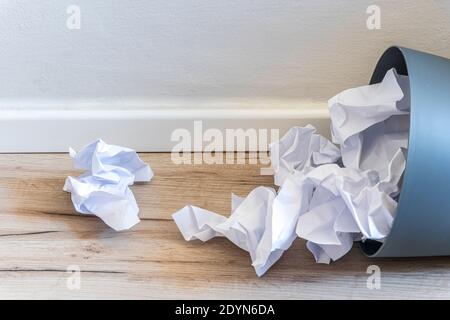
(173, 177, 313, 276)
(64, 139, 153, 231)
(329, 68, 410, 177)
(173, 67, 409, 275)
(285, 68, 409, 263)
(270, 124, 341, 186)
(295, 149, 406, 263)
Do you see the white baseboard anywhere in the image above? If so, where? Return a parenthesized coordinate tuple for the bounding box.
(0, 102, 331, 152)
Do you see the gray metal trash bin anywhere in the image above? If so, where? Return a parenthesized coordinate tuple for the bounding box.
(360, 46, 450, 258)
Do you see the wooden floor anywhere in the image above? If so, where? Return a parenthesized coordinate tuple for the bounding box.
(0, 153, 449, 299)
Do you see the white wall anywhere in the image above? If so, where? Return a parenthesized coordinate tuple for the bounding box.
(0, 0, 449, 110)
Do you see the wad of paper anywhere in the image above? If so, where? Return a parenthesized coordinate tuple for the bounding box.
(173, 67, 409, 276)
(64, 139, 153, 231)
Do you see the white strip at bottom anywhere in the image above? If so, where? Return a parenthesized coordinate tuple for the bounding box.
(0, 107, 331, 152)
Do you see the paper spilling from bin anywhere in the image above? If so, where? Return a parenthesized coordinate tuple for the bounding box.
(64, 139, 153, 231)
(173, 68, 410, 276)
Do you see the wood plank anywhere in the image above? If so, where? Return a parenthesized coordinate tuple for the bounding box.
(0, 153, 449, 299)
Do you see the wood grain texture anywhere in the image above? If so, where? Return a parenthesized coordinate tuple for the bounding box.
(0, 153, 449, 299)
